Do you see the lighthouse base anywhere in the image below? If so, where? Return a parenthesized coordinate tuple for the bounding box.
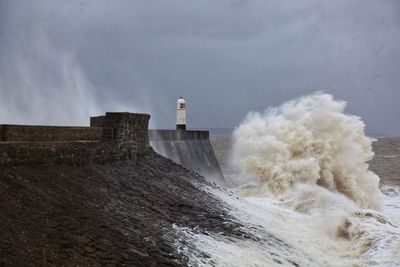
(176, 124, 186, 130)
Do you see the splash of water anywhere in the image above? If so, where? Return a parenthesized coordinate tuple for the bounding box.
(231, 93, 382, 210)
(0, 28, 100, 125)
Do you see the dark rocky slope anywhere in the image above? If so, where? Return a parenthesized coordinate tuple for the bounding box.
(0, 149, 240, 266)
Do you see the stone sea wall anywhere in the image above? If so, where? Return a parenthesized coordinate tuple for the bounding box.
(148, 129, 209, 141)
(0, 112, 150, 166)
(0, 125, 108, 142)
(0, 141, 143, 166)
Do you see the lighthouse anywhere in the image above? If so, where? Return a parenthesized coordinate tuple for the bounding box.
(176, 97, 186, 130)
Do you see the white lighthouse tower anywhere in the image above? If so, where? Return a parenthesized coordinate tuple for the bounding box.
(176, 97, 186, 130)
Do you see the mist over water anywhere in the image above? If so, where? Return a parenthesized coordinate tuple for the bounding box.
(0, 29, 100, 126)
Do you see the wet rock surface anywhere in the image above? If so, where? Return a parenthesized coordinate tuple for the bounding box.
(0, 150, 241, 266)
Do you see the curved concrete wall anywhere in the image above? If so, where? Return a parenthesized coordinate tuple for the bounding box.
(149, 130, 225, 185)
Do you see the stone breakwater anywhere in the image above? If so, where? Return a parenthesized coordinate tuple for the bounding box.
(0, 150, 244, 266)
(0, 141, 142, 166)
(0, 112, 150, 166)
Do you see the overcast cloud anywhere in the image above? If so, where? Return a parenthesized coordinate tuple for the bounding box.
(0, 0, 399, 135)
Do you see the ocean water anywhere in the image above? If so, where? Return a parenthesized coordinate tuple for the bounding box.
(175, 94, 400, 266)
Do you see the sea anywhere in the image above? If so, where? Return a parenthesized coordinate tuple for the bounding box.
(174, 94, 400, 267)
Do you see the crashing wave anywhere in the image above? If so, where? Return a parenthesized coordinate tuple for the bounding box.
(231, 93, 382, 210)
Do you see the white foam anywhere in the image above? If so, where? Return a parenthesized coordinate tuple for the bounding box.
(231, 93, 382, 210)
(174, 185, 400, 266)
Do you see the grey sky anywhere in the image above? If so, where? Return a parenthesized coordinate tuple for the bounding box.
(0, 0, 399, 135)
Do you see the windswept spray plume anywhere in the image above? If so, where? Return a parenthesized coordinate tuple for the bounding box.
(231, 93, 382, 210)
(0, 29, 100, 125)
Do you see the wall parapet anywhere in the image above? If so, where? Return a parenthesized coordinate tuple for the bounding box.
(0, 112, 150, 166)
(148, 130, 209, 141)
(0, 141, 144, 166)
(0, 125, 112, 142)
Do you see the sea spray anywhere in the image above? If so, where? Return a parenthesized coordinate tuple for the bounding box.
(0, 28, 100, 125)
(231, 93, 382, 210)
